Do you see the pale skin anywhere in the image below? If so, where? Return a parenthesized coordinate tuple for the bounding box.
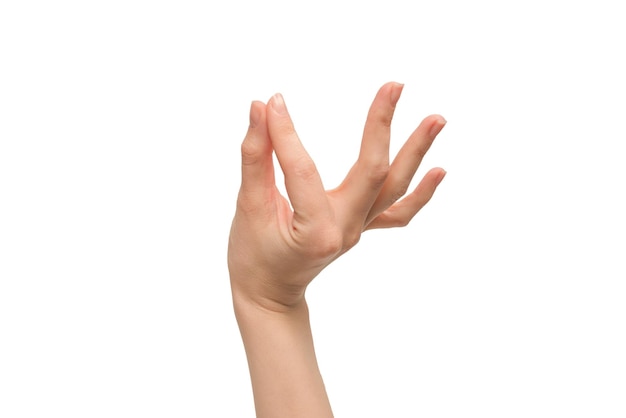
(228, 82, 447, 417)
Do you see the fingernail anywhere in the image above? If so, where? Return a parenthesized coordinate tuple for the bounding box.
(429, 116, 447, 137)
(271, 93, 287, 115)
(390, 82, 404, 107)
(249, 101, 261, 128)
(436, 169, 447, 186)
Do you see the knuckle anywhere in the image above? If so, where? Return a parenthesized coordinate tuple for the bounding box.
(396, 217, 411, 227)
(291, 156, 318, 182)
(367, 163, 390, 189)
(387, 175, 410, 204)
(378, 115, 393, 128)
(235, 193, 261, 216)
(388, 191, 406, 207)
(372, 108, 393, 128)
(240, 139, 262, 166)
(306, 227, 343, 259)
(235, 196, 256, 215)
(388, 214, 410, 228)
(276, 119, 297, 136)
(378, 209, 410, 228)
(343, 228, 362, 249)
(414, 146, 428, 161)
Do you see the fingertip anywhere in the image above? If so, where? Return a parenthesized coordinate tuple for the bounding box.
(241, 101, 270, 164)
(389, 82, 404, 106)
(269, 93, 288, 115)
(435, 167, 447, 186)
(249, 100, 265, 128)
(373, 81, 404, 107)
(423, 167, 447, 186)
(427, 115, 447, 137)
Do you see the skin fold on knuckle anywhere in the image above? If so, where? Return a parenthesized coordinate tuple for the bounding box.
(366, 162, 390, 190)
(235, 196, 260, 216)
(387, 190, 407, 209)
(364, 213, 398, 230)
(385, 173, 410, 205)
(385, 211, 411, 228)
(240, 138, 264, 166)
(235, 192, 272, 219)
(413, 144, 430, 161)
(369, 106, 393, 128)
(274, 117, 297, 137)
(289, 155, 318, 183)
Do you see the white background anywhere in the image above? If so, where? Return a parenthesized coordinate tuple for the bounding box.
(1, 1, 625, 417)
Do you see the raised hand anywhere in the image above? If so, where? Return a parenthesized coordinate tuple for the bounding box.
(228, 82, 447, 311)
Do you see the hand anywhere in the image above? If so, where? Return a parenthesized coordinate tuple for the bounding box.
(228, 82, 447, 311)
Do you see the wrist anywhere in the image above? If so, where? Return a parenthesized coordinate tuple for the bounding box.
(230, 274, 308, 315)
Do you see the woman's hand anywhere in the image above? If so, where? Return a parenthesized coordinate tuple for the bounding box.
(228, 82, 447, 312)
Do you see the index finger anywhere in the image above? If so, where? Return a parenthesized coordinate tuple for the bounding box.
(266, 93, 331, 224)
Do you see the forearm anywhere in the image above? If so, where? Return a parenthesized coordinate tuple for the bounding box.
(232, 291, 333, 418)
